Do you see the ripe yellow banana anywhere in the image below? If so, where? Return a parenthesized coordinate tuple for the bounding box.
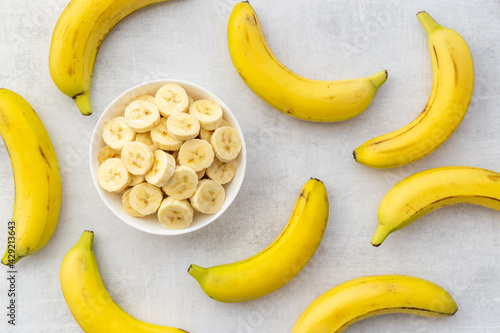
(292, 274, 457, 333)
(0, 89, 61, 265)
(353, 12, 474, 168)
(49, 0, 168, 116)
(227, 1, 387, 122)
(372, 166, 500, 246)
(188, 178, 329, 302)
(60, 230, 188, 332)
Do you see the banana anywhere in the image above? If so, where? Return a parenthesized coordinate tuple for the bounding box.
(145, 150, 176, 187)
(188, 178, 328, 302)
(196, 169, 206, 180)
(134, 94, 157, 104)
(121, 141, 155, 175)
(292, 274, 457, 333)
(129, 174, 145, 187)
(372, 166, 500, 246)
(162, 166, 199, 200)
(198, 128, 213, 143)
(151, 118, 183, 151)
(49, 0, 168, 115)
(122, 188, 146, 218)
(0, 89, 61, 265)
(353, 12, 474, 168)
(166, 113, 200, 141)
(189, 179, 225, 214)
(129, 183, 164, 216)
(102, 117, 136, 151)
(189, 100, 223, 130)
(210, 126, 241, 163)
(178, 139, 215, 172)
(124, 100, 161, 133)
(97, 145, 121, 164)
(98, 158, 132, 193)
(158, 197, 194, 229)
(227, 2, 387, 122)
(60, 231, 188, 332)
(136, 132, 159, 152)
(206, 158, 237, 185)
(155, 83, 190, 117)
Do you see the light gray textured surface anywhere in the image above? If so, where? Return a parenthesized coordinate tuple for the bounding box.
(1, 0, 500, 332)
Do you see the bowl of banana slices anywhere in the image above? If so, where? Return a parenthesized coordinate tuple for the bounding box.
(89, 80, 246, 235)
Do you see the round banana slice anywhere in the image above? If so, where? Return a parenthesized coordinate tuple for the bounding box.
(206, 158, 238, 185)
(134, 94, 156, 104)
(135, 132, 158, 152)
(102, 116, 136, 151)
(151, 118, 183, 151)
(97, 158, 131, 193)
(199, 128, 212, 142)
(97, 145, 120, 164)
(210, 126, 242, 162)
(189, 99, 223, 131)
(189, 179, 225, 214)
(129, 183, 163, 215)
(124, 100, 161, 133)
(196, 169, 206, 180)
(155, 83, 189, 117)
(166, 112, 200, 141)
(122, 188, 146, 217)
(162, 165, 198, 200)
(177, 139, 214, 172)
(121, 141, 154, 175)
(145, 150, 176, 187)
(157, 197, 194, 230)
(129, 174, 145, 187)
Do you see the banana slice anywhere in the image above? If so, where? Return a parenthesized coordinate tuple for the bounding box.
(124, 100, 161, 133)
(98, 158, 131, 193)
(134, 94, 156, 104)
(155, 83, 189, 117)
(122, 188, 146, 217)
(189, 179, 225, 214)
(129, 183, 163, 215)
(129, 174, 145, 187)
(189, 99, 223, 131)
(197, 169, 206, 180)
(151, 118, 183, 151)
(210, 126, 242, 162)
(97, 145, 120, 164)
(206, 158, 238, 185)
(145, 150, 176, 187)
(162, 165, 198, 200)
(217, 118, 230, 128)
(199, 128, 212, 142)
(166, 112, 200, 141)
(135, 132, 158, 152)
(177, 139, 214, 172)
(102, 116, 136, 151)
(157, 197, 194, 229)
(188, 95, 194, 106)
(121, 141, 154, 175)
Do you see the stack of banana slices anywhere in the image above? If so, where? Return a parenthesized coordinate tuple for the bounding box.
(97, 83, 242, 229)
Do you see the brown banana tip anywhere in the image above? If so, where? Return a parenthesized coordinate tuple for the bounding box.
(352, 150, 357, 161)
(84, 230, 94, 234)
(416, 11, 427, 16)
(310, 177, 322, 183)
(187, 264, 193, 272)
(371, 243, 381, 247)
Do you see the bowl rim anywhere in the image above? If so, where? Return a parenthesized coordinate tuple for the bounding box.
(89, 79, 246, 235)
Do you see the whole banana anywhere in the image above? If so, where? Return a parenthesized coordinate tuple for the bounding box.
(188, 178, 329, 302)
(49, 0, 168, 116)
(0, 89, 61, 265)
(353, 12, 474, 168)
(292, 275, 457, 333)
(60, 230, 188, 332)
(372, 166, 500, 246)
(227, 1, 387, 122)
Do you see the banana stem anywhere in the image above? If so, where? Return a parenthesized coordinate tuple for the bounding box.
(369, 70, 388, 89)
(188, 264, 206, 281)
(417, 12, 441, 35)
(76, 230, 94, 250)
(371, 226, 389, 247)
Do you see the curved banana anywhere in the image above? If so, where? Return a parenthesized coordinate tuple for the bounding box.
(0, 89, 61, 265)
(49, 0, 168, 116)
(353, 11, 474, 168)
(60, 230, 188, 332)
(227, 1, 387, 122)
(292, 274, 457, 333)
(188, 178, 329, 302)
(372, 166, 500, 246)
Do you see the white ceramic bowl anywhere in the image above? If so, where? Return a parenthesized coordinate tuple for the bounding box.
(89, 80, 246, 235)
